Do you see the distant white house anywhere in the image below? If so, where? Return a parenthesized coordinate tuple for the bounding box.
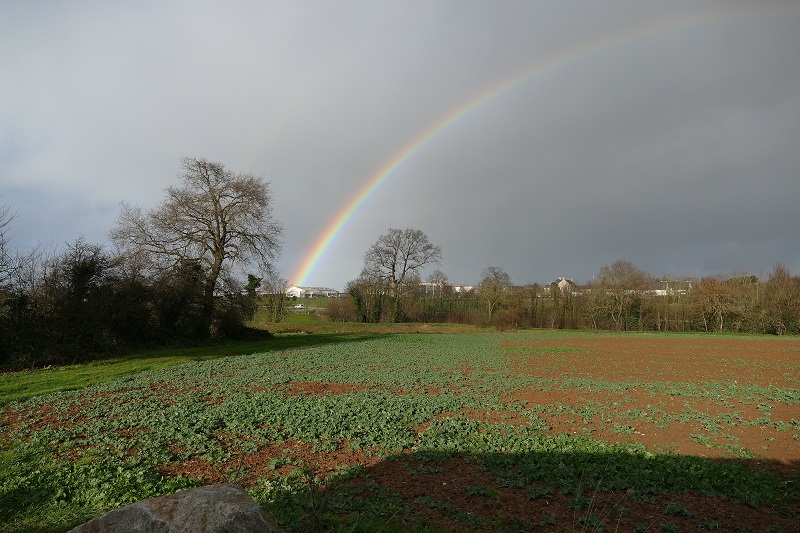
(540, 277, 579, 297)
(555, 277, 576, 293)
(285, 285, 339, 298)
(542, 277, 575, 292)
(451, 284, 474, 293)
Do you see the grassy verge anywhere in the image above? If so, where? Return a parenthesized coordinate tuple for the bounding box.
(1, 341, 251, 407)
(0, 311, 488, 407)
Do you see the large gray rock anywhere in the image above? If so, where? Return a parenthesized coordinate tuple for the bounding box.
(68, 484, 283, 533)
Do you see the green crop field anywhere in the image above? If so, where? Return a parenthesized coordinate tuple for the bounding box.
(1, 330, 798, 531)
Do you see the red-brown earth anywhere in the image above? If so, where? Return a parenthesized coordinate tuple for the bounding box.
(3, 333, 799, 531)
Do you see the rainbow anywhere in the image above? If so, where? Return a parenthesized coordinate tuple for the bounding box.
(291, 5, 793, 286)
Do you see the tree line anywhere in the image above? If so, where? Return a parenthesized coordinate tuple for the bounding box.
(3, 177, 799, 369)
(0, 158, 283, 368)
(332, 229, 800, 335)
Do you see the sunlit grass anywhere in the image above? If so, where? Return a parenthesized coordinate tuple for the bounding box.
(0, 313, 367, 406)
(0, 310, 488, 406)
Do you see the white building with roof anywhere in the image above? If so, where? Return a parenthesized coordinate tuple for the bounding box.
(285, 285, 339, 298)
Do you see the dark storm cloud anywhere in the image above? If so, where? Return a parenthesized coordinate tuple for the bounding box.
(1, 1, 798, 289)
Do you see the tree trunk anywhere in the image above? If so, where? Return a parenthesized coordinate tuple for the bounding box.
(204, 254, 224, 334)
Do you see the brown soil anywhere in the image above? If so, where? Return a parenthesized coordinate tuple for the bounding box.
(3, 333, 798, 531)
(336, 335, 798, 530)
(503, 335, 800, 388)
(335, 454, 798, 532)
(500, 335, 800, 475)
(157, 439, 383, 486)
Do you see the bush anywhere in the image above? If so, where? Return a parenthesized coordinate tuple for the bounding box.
(325, 297, 356, 322)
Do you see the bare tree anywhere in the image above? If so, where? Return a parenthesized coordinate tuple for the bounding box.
(261, 271, 289, 323)
(763, 264, 800, 335)
(690, 276, 736, 332)
(427, 269, 449, 297)
(477, 266, 512, 321)
(0, 203, 15, 286)
(590, 260, 650, 330)
(363, 228, 441, 321)
(347, 268, 389, 323)
(110, 157, 283, 331)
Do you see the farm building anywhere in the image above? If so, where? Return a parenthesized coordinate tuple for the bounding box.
(285, 285, 340, 298)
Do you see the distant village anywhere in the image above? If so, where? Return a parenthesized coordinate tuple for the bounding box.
(284, 276, 693, 300)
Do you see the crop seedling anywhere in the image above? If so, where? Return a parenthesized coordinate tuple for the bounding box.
(663, 501, 692, 516)
(660, 520, 679, 532)
(537, 513, 558, 526)
(526, 485, 553, 500)
(697, 519, 720, 530)
(466, 485, 499, 499)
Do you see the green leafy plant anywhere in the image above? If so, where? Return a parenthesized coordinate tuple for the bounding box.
(661, 520, 679, 532)
(466, 485, 499, 499)
(697, 519, 720, 530)
(663, 501, 692, 516)
(538, 513, 557, 526)
(526, 485, 553, 500)
(1, 330, 797, 532)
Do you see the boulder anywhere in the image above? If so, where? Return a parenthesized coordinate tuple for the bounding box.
(68, 484, 283, 533)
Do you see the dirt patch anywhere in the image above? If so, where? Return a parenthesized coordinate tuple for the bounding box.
(157, 439, 382, 486)
(505, 335, 800, 388)
(506, 386, 800, 470)
(332, 454, 798, 532)
(1, 401, 90, 432)
(500, 335, 800, 469)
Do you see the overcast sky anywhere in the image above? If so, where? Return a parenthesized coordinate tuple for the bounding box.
(3, 1, 799, 290)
